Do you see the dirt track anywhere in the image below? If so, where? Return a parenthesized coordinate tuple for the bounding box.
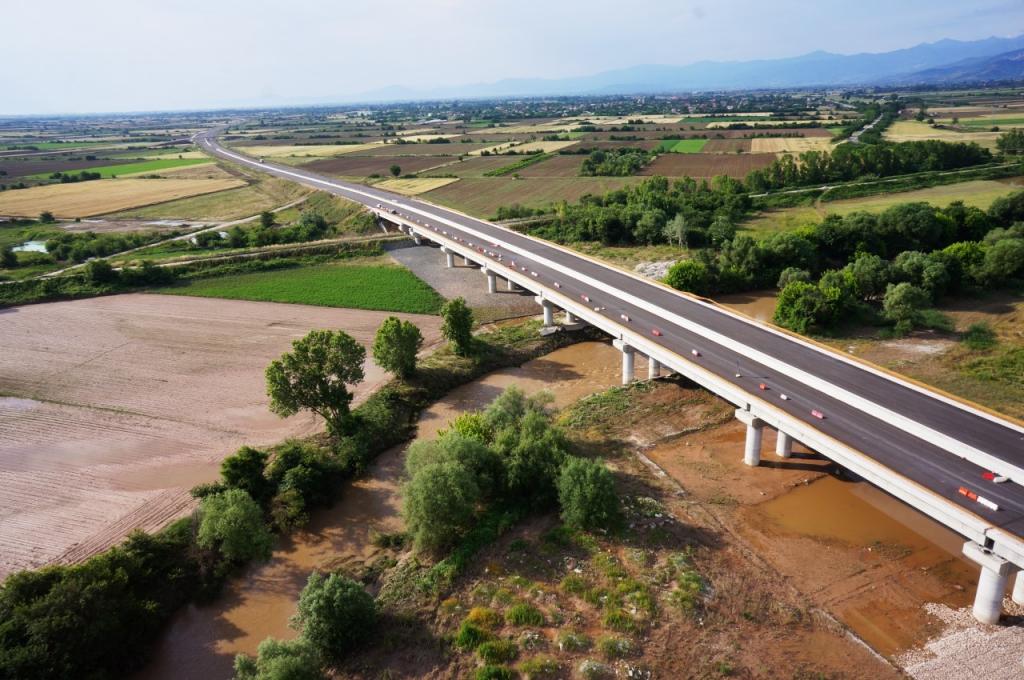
(0, 294, 442, 578)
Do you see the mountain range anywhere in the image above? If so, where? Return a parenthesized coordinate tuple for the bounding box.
(349, 34, 1024, 103)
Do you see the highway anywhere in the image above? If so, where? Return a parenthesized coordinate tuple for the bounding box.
(194, 130, 1024, 573)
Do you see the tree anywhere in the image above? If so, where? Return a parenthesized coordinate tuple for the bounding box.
(233, 637, 325, 680)
(266, 329, 365, 435)
(882, 282, 929, 333)
(996, 128, 1024, 155)
(557, 457, 620, 530)
(845, 253, 890, 300)
(389, 164, 401, 177)
(776, 267, 810, 289)
(372, 316, 423, 379)
(663, 259, 711, 295)
(292, 572, 376, 664)
(85, 259, 118, 284)
(405, 431, 503, 498)
(1, 247, 16, 269)
(440, 297, 474, 356)
(980, 238, 1024, 285)
(403, 460, 481, 550)
(260, 211, 276, 229)
(39, 210, 55, 224)
(773, 281, 825, 334)
(493, 409, 568, 503)
(662, 213, 688, 247)
(221, 446, 272, 506)
(197, 489, 273, 563)
(707, 215, 736, 246)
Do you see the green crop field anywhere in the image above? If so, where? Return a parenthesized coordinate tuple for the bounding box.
(156, 261, 444, 313)
(28, 158, 209, 179)
(1, 141, 109, 151)
(958, 116, 1024, 130)
(656, 139, 708, 153)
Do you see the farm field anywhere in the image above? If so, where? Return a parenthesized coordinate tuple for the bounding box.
(750, 137, 835, 153)
(357, 142, 489, 156)
(373, 177, 459, 195)
(111, 177, 311, 221)
(884, 120, 1002, 148)
(515, 154, 585, 177)
(423, 176, 641, 217)
(232, 143, 383, 158)
(422, 155, 516, 177)
(512, 140, 580, 154)
(302, 154, 453, 176)
(28, 157, 210, 180)
(0, 177, 246, 218)
(157, 260, 445, 314)
(0, 294, 443, 578)
(702, 138, 752, 153)
(0, 157, 135, 178)
(638, 152, 777, 178)
(656, 138, 708, 153)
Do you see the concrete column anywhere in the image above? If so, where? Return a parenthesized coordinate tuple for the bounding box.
(565, 310, 580, 324)
(775, 431, 793, 458)
(541, 300, 554, 326)
(648, 357, 661, 380)
(735, 410, 764, 467)
(963, 541, 1012, 624)
(1012, 569, 1024, 606)
(413, 233, 422, 245)
(462, 255, 470, 266)
(507, 278, 518, 292)
(613, 340, 635, 385)
(442, 248, 454, 268)
(485, 270, 496, 294)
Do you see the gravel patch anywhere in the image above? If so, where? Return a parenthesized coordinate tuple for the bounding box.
(634, 260, 677, 280)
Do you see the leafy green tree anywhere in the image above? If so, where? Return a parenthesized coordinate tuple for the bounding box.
(389, 164, 401, 177)
(233, 637, 325, 680)
(662, 213, 688, 247)
(1, 247, 16, 269)
(882, 282, 929, 333)
(440, 296, 474, 356)
(441, 411, 492, 443)
(85, 259, 118, 284)
(372, 316, 423, 378)
(776, 267, 811, 289)
(197, 489, 273, 563)
(773, 281, 826, 334)
(405, 432, 503, 498)
(557, 457, 620, 530)
(260, 211, 276, 229)
(493, 409, 568, 503)
(663, 259, 710, 294)
(221, 446, 272, 506)
(266, 329, 365, 435)
(292, 572, 376, 664)
(403, 460, 481, 551)
(980, 238, 1024, 285)
(844, 252, 890, 300)
(39, 210, 55, 224)
(707, 215, 736, 246)
(996, 128, 1024, 155)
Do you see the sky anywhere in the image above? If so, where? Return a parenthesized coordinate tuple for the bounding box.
(3, 0, 1023, 115)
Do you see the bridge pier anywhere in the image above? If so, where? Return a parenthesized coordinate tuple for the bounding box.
(648, 357, 661, 380)
(484, 269, 496, 294)
(1013, 569, 1024, 606)
(442, 247, 454, 268)
(536, 298, 554, 326)
(413, 233, 422, 245)
(565, 310, 580, 324)
(612, 340, 635, 385)
(735, 410, 764, 467)
(963, 541, 1012, 624)
(462, 254, 470, 266)
(507, 278, 518, 292)
(775, 431, 794, 458)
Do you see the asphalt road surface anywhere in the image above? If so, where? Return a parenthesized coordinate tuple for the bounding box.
(195, 131, 1024, 541)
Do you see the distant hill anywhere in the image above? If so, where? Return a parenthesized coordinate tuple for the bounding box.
(349, 34, 1024, 102)
(895, 48, 1024, 84)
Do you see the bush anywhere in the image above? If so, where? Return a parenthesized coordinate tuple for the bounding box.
(85, 259, 118, 284)
(557, 457, 620, 530)
(291, 572, 376, 663)
(882, 282, 930, 331)
(466, 607, 504, 630)
(506, 602, 544, 626)
(597, 635, 635, 660)
(493, 409, 568, 503)
(557, 630, 592, 652)
(477, 639, 518, 664)
(233, 637, 325, 680)
(663, 259, 710, 295)
(220, 446, 272, 506)
(773, 281, 825, 334)
(372, 316, 423, 378)
(403, 460, 481, 551)
(776, 266, 811, 289)
(578, 659, 615, 679)
(517, 654, 560, 678)
(476, 666, 515, 680)
(455, 621, 492, 650)
(197, 489, 273, 563)
(962, 322, 997, 350)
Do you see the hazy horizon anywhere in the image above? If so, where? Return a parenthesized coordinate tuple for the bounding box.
(4, 0, 1023, 116)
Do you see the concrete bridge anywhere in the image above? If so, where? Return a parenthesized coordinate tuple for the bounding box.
(195, 130, 1024, 625)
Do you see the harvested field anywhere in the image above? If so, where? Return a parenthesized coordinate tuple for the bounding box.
(372, 177, 459, 195)
(821, 177, 1024, 214)
(512, 140, 579, 154)
(639, 153, 776, 179)
(0, 294, 443, 578)
(111, 177, 310, 221)
(232, 143, 383, 158)
(0, 178, 247, 218)
(515, 154, 585, 177)
(468, 141, 522, 156)
(884, 120, 1002, 149)
(580, 139, 662, 150)
(392, 133, 459, 143)
(137, 163, 232, 180)
(302, 155, 453, 177)
(423, 176, 640, 217)
(750, 137, 835, 153)
(706, 119, 835, 128)
(24, 158, 212, 180)
(422, 156, 517, 178)
(0, 158, 135, 179)
(702, 138, 752, 153)
(357, 142, 489, 157)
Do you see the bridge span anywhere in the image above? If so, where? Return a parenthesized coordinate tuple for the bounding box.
(195, 130, 1024, 624)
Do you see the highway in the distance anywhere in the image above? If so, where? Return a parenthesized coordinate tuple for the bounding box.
(195, 131, 1024, 545)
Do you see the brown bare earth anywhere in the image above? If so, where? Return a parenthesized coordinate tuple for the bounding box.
(516, 154, 585, 177)
(639, 153, 777, 179)
(302, 155, 454, 177)
(0, 294, 442, 578)
(702, 139, 752, 153)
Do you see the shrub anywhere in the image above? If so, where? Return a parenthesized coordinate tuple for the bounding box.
(557, 457, 620, 530)
(560, 574, 590, 596)
(602, 608, 638, 633)
(776, 266, 811, 289)
(455, 621, 492, 650)
(476, 666, 515, 680)
(578, 659, 615, 679)
(773, 280, 825, 334)
(441, 296, 474, 355)
(220, 446, 272, 506)
(466, 607, 504, 630)
(197, 489, 273, 563)
(403, 460, 481, 551)
(291, 572, 376, 663)
(517, 654, 560, 678)
(882, 282, 929, 331)
(86, 259, 118, 284)
(493, 409, 568, 503)
(506, 602, 544, 626)
(477, 639, 518, 664)
(372, 316, 423, 378)
(232, 637, 325, 680)
(962, 322, 997, 350)
(664, 259, 710, 295)
(558, 630, 592, 652)
(597, 635, 635, 659)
